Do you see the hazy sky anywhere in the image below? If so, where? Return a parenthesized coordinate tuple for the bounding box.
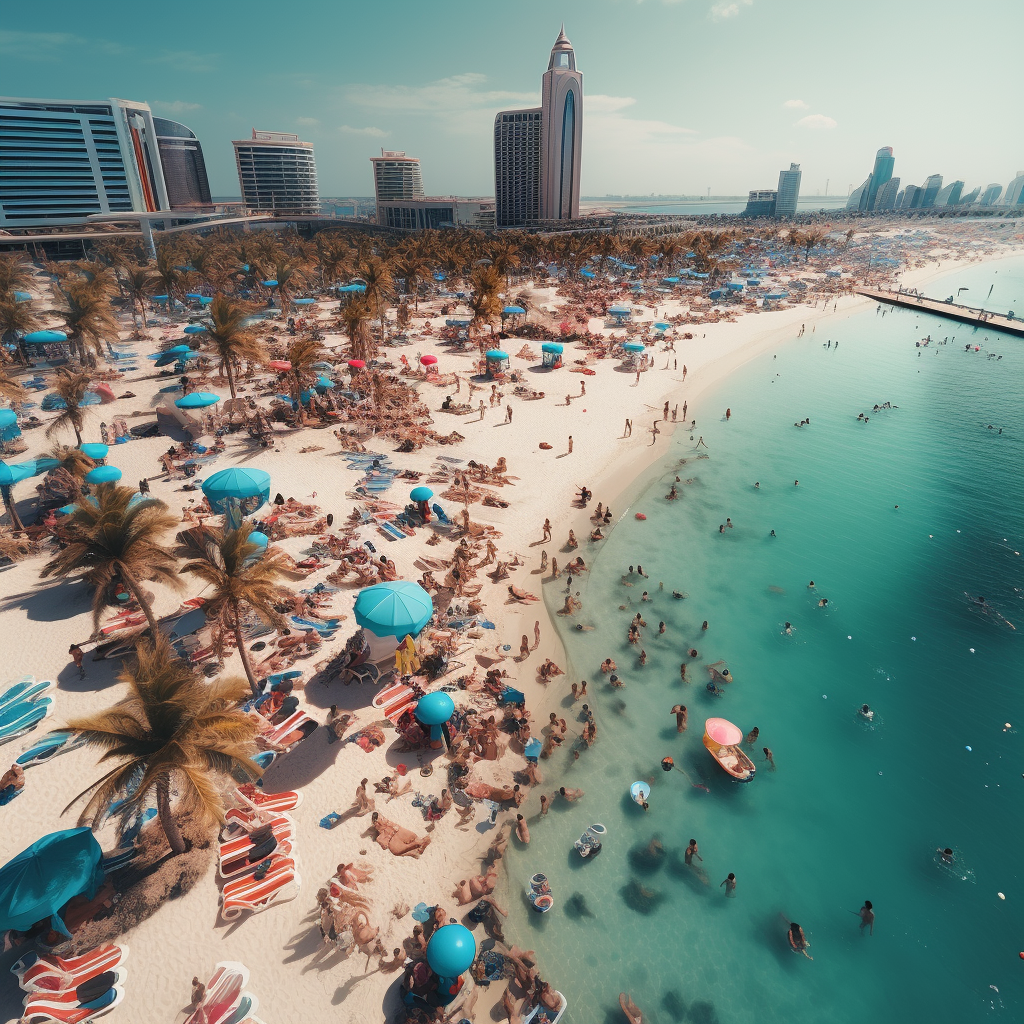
(2, 0, 1021, 199)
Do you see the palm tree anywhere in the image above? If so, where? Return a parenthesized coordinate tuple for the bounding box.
(0, 476, 25, 530)
(268, 254, 310, 312)
(177, 523, 289, 696)
(153, 245, 184, 309)
(0, 366, 26, 407)
(52, 282, 118, 365)
(284, 334, 324, 402)
(62, 636, 260, 854)
(48, 442, 96, 481)
(468, 265, 502, 346)
(340, 297, 373, 362)
(0, 254, 35, 296)
(205, 294, 265, 399)
(393, 251, 432, 311)
(801, 228, 830, 263)
(45, 369, 93, 446)
(40, 483, 182, 633)
(358, 256, 394, 344)
(314, 236, 352, 292)
(121, 263, 157, 336)
(0, 294, 42, 365)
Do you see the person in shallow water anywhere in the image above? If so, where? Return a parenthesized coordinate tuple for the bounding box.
(859, 704, 874, 721)
(858, 901, 874, 934)
(937, 847, 955, 865)
(788, 922, 813, 959)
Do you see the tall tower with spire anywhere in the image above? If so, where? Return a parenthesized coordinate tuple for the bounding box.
(493, 27, 583, 227)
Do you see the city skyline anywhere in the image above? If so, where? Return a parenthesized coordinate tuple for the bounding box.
(2, 0, 1019, 201)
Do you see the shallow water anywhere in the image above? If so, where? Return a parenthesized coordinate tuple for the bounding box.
(503, 257, 1024, 1024)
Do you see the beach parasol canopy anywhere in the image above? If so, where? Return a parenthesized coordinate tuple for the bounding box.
(248, 531, 269, 551)
(502, 305, 526, 315)
(79, 443, 108, 460)
(347, 359, 365, 370)
(292, 298, 316, 305)
(268, 360, 292, 372)
(426, 923, 476, 978)
(85, 465, 122, 484)
(653, 322, 671, 332)
(580, 269, 595, 279)
(183, 324, 206, 334)
(409, 485, 433, 503)
(0, 827, 104, 934)
(485, 350, 508, 361)
(623, 342, 646, 354)
(0, 410, 17, 430)
(14, 291, 32, 302)
(261, 280, 278, 287)
(175, 392, 220, 409)
(202, 467, 271, 515)
(705, 718, 743, 746)
(354, 580, 434, 639)
(22, 330, 67, 344)
(541, 342, 564, 354)
(166, 345, 191, 355)
(419, 354, 437, 366)
(415, 691, 455, 727)
(0, 461, 33, 486)
(185, 293, 206, 300)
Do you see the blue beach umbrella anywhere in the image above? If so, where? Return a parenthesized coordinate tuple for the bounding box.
(314, 375, 334, 392)
(79, 443, 108, 460)
(185, 293, 205, 300)
(410, 485, 434, 503)
(175, 392, 220, 409)
(202, 468, 271, 526)
(22, 330, 67, 344)
(623, 342, 646, 353)
(653, 322, 671, 332)
(248, 531, 269, 551)
(293, 298, 316, 306)
(14, 291, 32, 302)
(502, 305, 526, 316)
(183, 324, 206, 335)
(85, 465, 122, 484)
(415, 691, 454, 726)
(353, 580, 434, 639)
(166, 344, 191, 355)
(0, 461, 34, 487)
(580, 269, 595, 279)
(261, 280, 278, 288)
(426, 923, 476, 978)
(0, 410, 17, 430)
(0, 827, 104, 935)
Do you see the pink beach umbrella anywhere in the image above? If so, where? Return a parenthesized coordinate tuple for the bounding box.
(348, 359, 366, 371)
(268, 360, 291, 372)
(704, 718, 743, 746)
(420, 354, 438, 368)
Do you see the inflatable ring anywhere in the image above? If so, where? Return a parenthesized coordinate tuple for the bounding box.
(635, 513, 646, 520)
(533, 895, 553, 912)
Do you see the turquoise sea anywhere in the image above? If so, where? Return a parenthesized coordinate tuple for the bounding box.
(502, 257, 1024, 1024)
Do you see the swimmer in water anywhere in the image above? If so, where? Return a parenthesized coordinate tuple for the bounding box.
(701, 620, 708, 631)
(574, 623, 595, 631)
(937, 847, 955, 865)
(684, 839, 702, 865)
(784, 622, 793, 635)
(672, 705, 688, 732)
(672, 590, 685, 600)
(763, 747, 775, 769)
(788, 922, 812, 959)
(688, 648, 699, 659)
(659, 621, 666, 634)
(818, 598, 829, 608)
(770, 529, 776, 537)
(859, 704, 874, 721)
(808, 581, 815, 588)
(754, 481, 760, 488)
(858, 901, 874, 935)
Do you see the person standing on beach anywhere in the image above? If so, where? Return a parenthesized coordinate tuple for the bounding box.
(663, 401, 670, 419)
(568, 436, 573, 454)
(505, 404, 513, 423)
(542, 519, 552, 542)
(534, 620, 541, 648)
(624, 418, 632, 437)
(69, 644, 85, 679)
(479, 400, 486, 420)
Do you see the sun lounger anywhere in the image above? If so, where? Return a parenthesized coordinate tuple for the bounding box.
(371, 682, 417, 724)
(220, 861, 300, 920)
(344, 663, 379, 686)
(378, 521, 407, 542)
(234, 787, 302, 813)
(21, 980, 125, 1023)
(257, 709, 318, 750)
(0, 696, 53, 745)
(0, 676, 51, 715)
(13, 945, 128, 994)
(182, 962, 249, 1024)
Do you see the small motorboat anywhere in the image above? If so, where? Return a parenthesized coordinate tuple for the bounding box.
(574, 823, 607, 858)
(524, 991, 566, 1023)
(526, 872, 554, 913)
(703, 718, 756, 782)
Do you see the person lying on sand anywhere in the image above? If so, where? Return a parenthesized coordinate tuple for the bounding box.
(368, 813, 431, 858)
(507, 584, 539, 602)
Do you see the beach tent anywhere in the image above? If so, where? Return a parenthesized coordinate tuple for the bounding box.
(175, 392, 220, 409)
(484, 350, 509, 378)
(623, 341, 646, 368)
(501, 305, 526, 320)
(541, 342, 564, 369)
(85, 465, 122, 484)
(354, 580, 434, 640)
(0, 827, 104, 936)
(202, 467, 271, 527)
(292, 298, 316, 306)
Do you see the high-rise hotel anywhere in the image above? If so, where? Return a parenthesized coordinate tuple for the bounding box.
(494, 27, 583, 228)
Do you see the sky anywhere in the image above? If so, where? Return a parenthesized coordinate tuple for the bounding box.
(2, 0, 1021, 200)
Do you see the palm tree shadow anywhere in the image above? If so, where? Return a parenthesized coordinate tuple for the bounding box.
(261, 728, 340, 790)
(0, 578, 91, 622)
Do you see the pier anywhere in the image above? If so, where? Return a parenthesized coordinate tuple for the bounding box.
(856, 287, 1024, 339)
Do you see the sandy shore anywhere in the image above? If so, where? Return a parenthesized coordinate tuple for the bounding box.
(0, 244, 1017, 1023)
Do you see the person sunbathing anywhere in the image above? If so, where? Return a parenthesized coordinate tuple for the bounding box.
(464, 780, 516, 802)
(334, 862, 373, 889)
(507, 584, 539, 603)
(369, 813, 432, 857)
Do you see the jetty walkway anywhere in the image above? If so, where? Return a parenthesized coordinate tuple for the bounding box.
(856, 288, 1024, 339)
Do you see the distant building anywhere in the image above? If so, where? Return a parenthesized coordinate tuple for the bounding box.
(376, 197, 494, 231)
(775, 163, 802, 217)
(873, 177, 901, 211)
(865, 146, 895, 211)
(0, 95, 174, 227)
(958, 185, 981, 206)
(846, 179, 870, 211)
(154, 116, 212, 209)
(494, 26, 583, 227)
(1004, 172, 1024, 207)
(233, 129, 319, 216)
(743, 189, 777, 217)
(919, 174, 943, 209)
(979, 183, 1003, 206)
(934, 181, 963, 207)
(371, 151, 424, 205)
(901, 184, 923, 209)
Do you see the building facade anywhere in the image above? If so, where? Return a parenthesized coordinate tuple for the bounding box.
(865, 146, 895, 211)
(0, 95, 173, 227)
(775, 163, 802, 217)
(494, 26, 583, 228)
(743, 189, 777, 216)
(873, 176, 901, 211)
(233, 130, 319, 216)
(494, 108, 543, 227)
(371, 151, 424, 205)
(979, 183, 1003, 206)
(900, 184, 922, 209)
(376, 197, 495, 231)
(154, 116, 212, 209)
(1003, 172, 1024, 207)
(919, 174, 943, 208)
(934, 180, 964, 207)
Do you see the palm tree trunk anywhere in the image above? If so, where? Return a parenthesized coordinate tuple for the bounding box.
(1, 485, 23, 531)
(233, 602, 260, 696)
(224, 359, 238, 399)
(118, 563, 160, 633)
(156, 776, 186, 854)
(73, 422, 83, 446)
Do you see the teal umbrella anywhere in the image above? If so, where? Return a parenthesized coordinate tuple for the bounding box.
(354, 580, 434, 639)
(0, 461, 33, 486)
(426, 923, 476, 977)
(0, 827, 104, 934)
(79, 443, 109, 460)
(85, 465, 122, 484)
(22, 330, 67, 344)
(183, 324, 206, 335)
(175, 392, 220, 409)
(0, 410, 16, 429)
(409, 486, 433, 503)
(202, 467, 271, 516)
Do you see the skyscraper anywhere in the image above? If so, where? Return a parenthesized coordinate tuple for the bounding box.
(873, 177, 901, 211)
(371, 151, 424, 203)
(775, 163, 801, 218)
(494, 26, 583, 227)
(901, 184, 923, 209)
(979, 183, 1003, 206)
(0, 95, 173, 227)
(233, 130, 319, 216)
(934, 181, 964, 207)
(919, 174, 943, 209)
(846, 178, 870, 212)
(958, 185, 981, 206)
(865, 147, 895, 211)
(1003, 172, 1024, 207)
(154, 117, 212, 209)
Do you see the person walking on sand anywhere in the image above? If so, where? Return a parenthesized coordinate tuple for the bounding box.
(663, 401, 670, 419)
(624, 418, 632, 437)
(580, 380, 586, 396)
(520, 635, 530, 659)
(568, 436, 573, 455)
(650, 422, 660, 445)
(479, 400, 486, 420)
(69, 644, 85, 679)
(542, 518, 552, 542)
(506, 404, 513, 424)
(534, 620, 541, 648)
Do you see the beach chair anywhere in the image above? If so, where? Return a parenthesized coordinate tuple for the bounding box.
(343, 663, 380, 686)
(17, 730, 86, 769)
(371, 682, 417, 724)
(0, 696, 54, 746)
(13, 945, 128, 994)
(258, 709, 318, 750)
(233, 786, 302, 813)
(182, 962, 249, 1024)
(220, 861, 300, 920)
(21, 980, 126, 1023)
(378, 521, 407, 542)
